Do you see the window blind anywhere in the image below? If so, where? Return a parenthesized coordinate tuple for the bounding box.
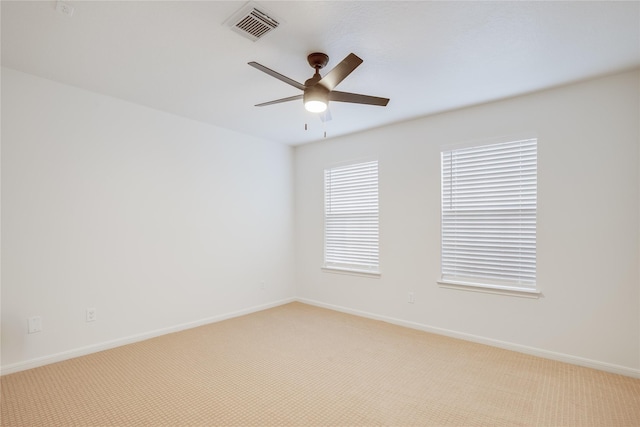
(324, 160, 379, 273)
(441, 138, 537, 288)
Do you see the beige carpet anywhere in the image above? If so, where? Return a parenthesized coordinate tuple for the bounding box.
(2, 302, 639, 426)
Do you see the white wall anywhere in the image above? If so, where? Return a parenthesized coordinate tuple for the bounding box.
(3, 67, 638, 377)
(295, 70, 640, 374)
(1, 68, 295, 371)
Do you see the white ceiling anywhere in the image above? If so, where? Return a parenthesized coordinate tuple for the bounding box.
(2, 1, 639, 145)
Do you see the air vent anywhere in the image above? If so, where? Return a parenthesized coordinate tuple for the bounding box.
(226, 2, 280, 42)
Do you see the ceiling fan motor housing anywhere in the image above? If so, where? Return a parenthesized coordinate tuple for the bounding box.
(304, 84, 329, 105)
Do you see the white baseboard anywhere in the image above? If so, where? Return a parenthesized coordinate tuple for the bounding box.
(4, 296, 638, 379)
(1, 298, 295, 376)
(296, 297, 640, 379)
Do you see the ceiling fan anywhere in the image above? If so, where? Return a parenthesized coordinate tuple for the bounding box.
(248, 52, 390, 117)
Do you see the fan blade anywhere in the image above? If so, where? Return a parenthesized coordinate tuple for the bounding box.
(317, 53, 363, 91)
(320, 108, 332, 122)
(255, 94, 303, 107)
(248, 62, 306, 91)
(329, 91, 390, 106)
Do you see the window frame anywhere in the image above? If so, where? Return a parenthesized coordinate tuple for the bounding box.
(322, 159, 380, 277)
(438, 135, 540, 298)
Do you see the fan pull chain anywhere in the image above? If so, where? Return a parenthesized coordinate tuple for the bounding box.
(303, 122, 327, 137)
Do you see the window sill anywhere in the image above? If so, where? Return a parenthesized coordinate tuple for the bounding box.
(322, 266, 381, 278)
(437, 280, 541, 299)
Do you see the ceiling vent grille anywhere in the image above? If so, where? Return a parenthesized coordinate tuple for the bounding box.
(226, 3, 280, 42)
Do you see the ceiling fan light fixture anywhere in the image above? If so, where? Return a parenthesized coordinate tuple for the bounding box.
(305, 100, 327, 113)
(304, 85, 329, 113)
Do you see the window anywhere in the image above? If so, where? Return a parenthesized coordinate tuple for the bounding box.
(324, 160, 379, 275)
(440, 138, 537, 296)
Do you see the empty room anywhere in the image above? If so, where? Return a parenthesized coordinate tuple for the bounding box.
(1, 1, 639, 426)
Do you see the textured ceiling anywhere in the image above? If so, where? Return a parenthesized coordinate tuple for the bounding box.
(2, 1, 639, 145)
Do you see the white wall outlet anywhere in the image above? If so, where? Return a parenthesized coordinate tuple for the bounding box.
(408, 292, 415, 304)
(28, 316, 42, 334)
(56, 1, 75, 17)
(260, 281, 265, 290)
(86, 307, 97, 322)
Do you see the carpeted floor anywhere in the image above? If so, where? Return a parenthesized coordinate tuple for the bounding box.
(1, 302, 639, 426)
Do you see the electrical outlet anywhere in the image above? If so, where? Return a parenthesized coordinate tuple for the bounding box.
(86, 307, 97, 322)
(408, 292, 415, 304)
(28, 316, 42, 334)
(260, 281, 265, 290)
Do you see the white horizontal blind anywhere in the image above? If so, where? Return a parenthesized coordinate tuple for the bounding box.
(441, 139, 537, 288)
(324, 161, 379, 272)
